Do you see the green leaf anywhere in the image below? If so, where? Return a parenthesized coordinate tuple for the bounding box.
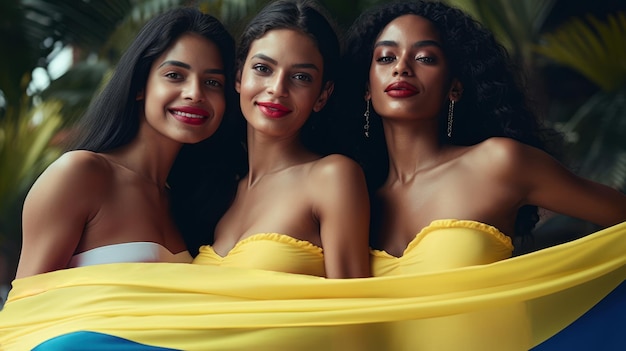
(534, 12, 626, 92)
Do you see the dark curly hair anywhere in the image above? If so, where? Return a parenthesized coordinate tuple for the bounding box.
(339, 0, 560, 241)
(234, 0, 342, 157)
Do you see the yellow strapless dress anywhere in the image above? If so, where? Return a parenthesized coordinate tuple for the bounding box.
(371, 220, 527, 350)
(0, 221, 624, 351)
(372, 219, 513, 276)
(193, 233, 325, 277)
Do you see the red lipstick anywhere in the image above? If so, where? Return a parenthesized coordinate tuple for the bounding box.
(256, 102, 292, 118)
(384, 81, 418, 98)
(169, 106, 209, 126)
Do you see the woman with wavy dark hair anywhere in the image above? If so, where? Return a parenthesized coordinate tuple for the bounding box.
(192, 0, 371, 278)
(336, 1, 626, 348)
(339, 0, 626, 275)
(15, 7, 236, 278)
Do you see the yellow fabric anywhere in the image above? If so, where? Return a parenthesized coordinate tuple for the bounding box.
(372, 219, 514, 276)
(193, 233, 326, 277)
(0, 222, 624, 351)
(371, 220, 521, 349)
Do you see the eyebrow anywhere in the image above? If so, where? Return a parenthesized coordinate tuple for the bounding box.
(374, 40, 442, 49)
(158, 60, 224, 74)
(251, 53, 319, 71)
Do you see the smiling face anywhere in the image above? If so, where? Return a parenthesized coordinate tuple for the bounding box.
(142, 32, 226, 144)
(368, 14, 460, 122)
(236, 29, 332, 139)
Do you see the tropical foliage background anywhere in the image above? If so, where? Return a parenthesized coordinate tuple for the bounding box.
(1, 0, 625, 293)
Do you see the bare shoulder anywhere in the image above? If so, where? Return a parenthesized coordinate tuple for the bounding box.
(52, 150, 111, 174)
(23, 150, 113, 235)
(475, 137, 535, 160)
(51, 150, 112, 183)
(309, 154, 365, 180)
(18, 152, 114, 278)
(307, 154, 368, 209)
(27, 150, 113, 203)
(469, 137, 547, 175)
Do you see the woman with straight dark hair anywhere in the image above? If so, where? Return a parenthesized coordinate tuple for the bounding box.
(15, 7, 236, 278)
(193, 0, 371, 278)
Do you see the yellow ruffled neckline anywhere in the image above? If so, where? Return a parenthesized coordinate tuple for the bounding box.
(201, 233, 324, 259)
(371, 219, 513, 259)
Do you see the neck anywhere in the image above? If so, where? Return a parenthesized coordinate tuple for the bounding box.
(381, 119, 446, 184)
(108, 124, 182, 190)
(245, 128, 314, 187)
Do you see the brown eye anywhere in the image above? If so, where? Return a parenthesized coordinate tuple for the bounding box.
(416, 56, 436, 64)
(165, 72, 183, 79)
(376, 56, 395, 63)
(293, 73, 312, 82)
(205, 79, 223, 88)
(253, 64, 271, 74)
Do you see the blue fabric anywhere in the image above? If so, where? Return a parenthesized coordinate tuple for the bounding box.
(32, 331, 180, 351)
(532, 280, 626, 351)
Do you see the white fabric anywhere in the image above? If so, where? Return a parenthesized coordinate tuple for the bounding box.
(68, 242, 192, 267)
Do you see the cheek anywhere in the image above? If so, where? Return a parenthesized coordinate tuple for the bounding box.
(142, 87, 162, 115)
(428, 70, 451, 91)
(239, 82, 253, 98)
(369, 66, 383, 89)
(238, 72, 260, 96)
(369, 86, 387, 108)
(208, 91, 226, 117)
(144, 81, 169, 106)
(301, 83, 324, 105)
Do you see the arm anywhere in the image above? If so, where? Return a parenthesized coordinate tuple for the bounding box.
(15, 151, 107, 279)
(493, 138, 626, 227)
(311, 155, 371, 278)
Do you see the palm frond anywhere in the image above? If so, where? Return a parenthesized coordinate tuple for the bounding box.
(0, 98, 62, 249)
(553, 88, 626, 190)
(20, 0, 133, 54)
(534, 12, 626, 92)
(445, 0, 556, 64)
(0, 99, 63, 217)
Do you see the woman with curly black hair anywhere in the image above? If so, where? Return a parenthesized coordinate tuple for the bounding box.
(339, 0, 626, 275)
(335, 1, 626, 348)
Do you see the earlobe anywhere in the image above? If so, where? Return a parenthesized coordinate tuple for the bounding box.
(313, 81, 334, 112)
(235, 70, 242, 93)
(449, 79, 463, 102)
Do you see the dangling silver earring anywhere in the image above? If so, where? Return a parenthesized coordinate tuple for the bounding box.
(364, 99, 371, 138)
(447, 100, 455, 138)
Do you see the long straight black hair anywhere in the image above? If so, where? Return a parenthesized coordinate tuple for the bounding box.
(68, 8, 240, 254)
(69, 7, 235, 152)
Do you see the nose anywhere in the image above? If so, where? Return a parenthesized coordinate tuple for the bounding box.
(393, 54, 413, 77)
(267, 71, 288, 97)
(183, 79, 204, 102)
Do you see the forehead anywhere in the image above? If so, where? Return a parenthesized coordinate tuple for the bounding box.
(248, 29, 322, 62)
(158, 33, 223, 65)
(376, 14, 441, 43)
